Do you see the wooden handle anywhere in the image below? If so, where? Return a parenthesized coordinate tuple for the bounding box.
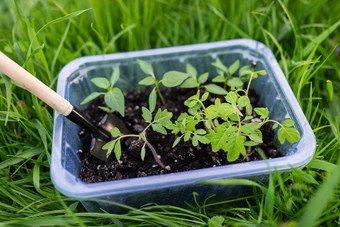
(0, 51, 73, 116)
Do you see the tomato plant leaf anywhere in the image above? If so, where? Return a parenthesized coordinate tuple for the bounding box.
(152, 124, 167, 135)
(161, 71, 189, 87)
(228, 59, 240, 75)
(142, 107, 152, 123)
(149, 88, 157, 112)
(137, 59, 154, 77)
(181, 78, 199, 88)
(139, 76, 155, 85)
(80, 92, 102, 105)
(91, 77, 110, 89)
(186, 63, 197, 79)
(198, 72, 209, 84)
(104, 88, 125, 117)
(204, 84, 227, 95)
(110, 66, 120, 87)
(278, 127, 300, 144)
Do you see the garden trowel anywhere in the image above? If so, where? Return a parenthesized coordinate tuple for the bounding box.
(0, 51, 126, 162)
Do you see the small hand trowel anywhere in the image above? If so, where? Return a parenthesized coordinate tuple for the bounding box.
(0, 51, 124, 161)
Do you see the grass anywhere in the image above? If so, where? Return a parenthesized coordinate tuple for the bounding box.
(0, 0, 339, 226)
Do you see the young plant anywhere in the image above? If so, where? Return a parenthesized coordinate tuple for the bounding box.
(81, 66, 125, 117)
(180, 62, 227, 95)
(211, 57, 243, 89)
(169, 66, 300, 162)
(102, 95, 173, 168)
(137, 59, 190, 107)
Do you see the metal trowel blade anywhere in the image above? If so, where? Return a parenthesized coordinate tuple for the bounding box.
(90, 114, 129, 162)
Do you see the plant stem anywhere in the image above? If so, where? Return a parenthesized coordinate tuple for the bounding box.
(117, 134, 164, 168)
(143, 137, 165, 168)
(246, 73, 254, 96)
(155, 81, 166, 107)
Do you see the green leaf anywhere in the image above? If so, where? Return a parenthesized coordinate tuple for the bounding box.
(326, 80, 334, 101)
(152, 124, 167, 135)
(278, 127, 300, 144)
(204, 84, 227, 95)
(142, 107, 152, 123)
(238, 96, 250, 107)
(302, 19, 340, 57)
(273, 123, 278, 129)
(188, 100, 198, 108)
(161, 71, 189, 87)
(229, 59, 240, 75)
(103, 140, 117, 156)
(196, 129, 206, 135)
(212, 75, 226, 83)
(198, 135, 210, 144)
(141, 143, 146, 161)
(110, 127, 121, 138)
(137, 59, 154, 76)
(114, 140, 121, 160)
(205, 105, 218, 120)
(181, 78, 199, 88)
(154, 109, 173, 126)
(226, 92, 238, 104)
(246, 103, 252, 116)
(184, 131, 191, 141)
(239, 69, 253, 76)
(241, 122, 261, 134)
(210, 132, 228, 152)
(186, 63, 197, 79)
(254, 107, 269, 119)
(149, 88, 157, 112)
(282, 119, 295, 127)
(225, 134, 245, 162)
(91, 77, 110, 89)
(248, 129, 263, 143)
(256, 70, 267, 75)
(139, 76, 155, 85)
(217, 103, 234, 119)
(227, 77, 243, 88)
(198, 72, 209, 84)
(81, 92, 102, 105)
(208, 216, 225, 227)
(172, 136, 182, 148)
(110, 66, 120, 87)
(98, 106, 111, 112)
(244, 141, 259, 146)
(201, 92, 209, 102)
(104, 88, 125, 117)
(192, 134, 199, 146)
(211, 57, 228, 73)
(243, 116, 253, 121)
(185, 116, 197, 131)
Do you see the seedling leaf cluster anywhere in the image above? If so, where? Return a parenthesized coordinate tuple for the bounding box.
(83, 58, 300, 166)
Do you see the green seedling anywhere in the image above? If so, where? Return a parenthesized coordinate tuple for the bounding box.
(101, 60, 300, 166)
(81, 66, 125, 117)
(211, 57, 243, 89)
(103, 94, 173, 168)
(169, 66, 300, 162)
(181, 62, 227, 95)
(137, 59, 189, 107)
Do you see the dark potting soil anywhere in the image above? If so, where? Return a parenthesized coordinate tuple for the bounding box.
(78, 87, 280, 183)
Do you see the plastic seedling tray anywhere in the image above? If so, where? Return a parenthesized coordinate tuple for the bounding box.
(51, 39, 316, 213)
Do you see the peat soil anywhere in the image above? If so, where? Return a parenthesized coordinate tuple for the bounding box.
(78, 87, 280, 183)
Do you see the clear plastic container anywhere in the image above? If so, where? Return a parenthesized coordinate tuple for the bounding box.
(51, 39, 316, 213)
